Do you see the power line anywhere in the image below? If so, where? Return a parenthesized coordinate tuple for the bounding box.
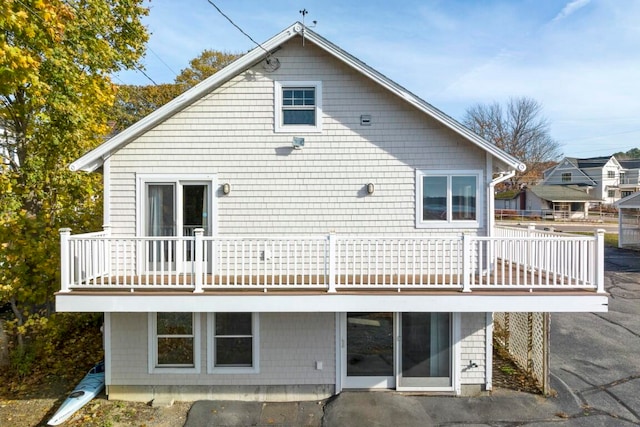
(205, 0, 271, 58)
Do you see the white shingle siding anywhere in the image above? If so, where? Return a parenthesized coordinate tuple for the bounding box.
(107, 37, 487, 238)
(109, 312, 335, 387)
(460, 313, 487, 385)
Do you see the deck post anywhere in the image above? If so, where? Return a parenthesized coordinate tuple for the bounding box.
(59, 228, 72, 293)
(194, 228, 204, 293)
(462, 233, 471, 292)
(102, 224, 112, 278)
(327, 232, 337, 293)
(595, 229, 605, 294)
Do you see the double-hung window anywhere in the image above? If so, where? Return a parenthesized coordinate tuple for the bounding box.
(150, 312, 200, 373)
(275, 81, 322, 133)
(208, 313, 259, 373)
(416, 170, 481, 228)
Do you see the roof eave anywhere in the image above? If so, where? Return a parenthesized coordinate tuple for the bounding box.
(70, 23, 304, 172)
(70, 22, 526, 173)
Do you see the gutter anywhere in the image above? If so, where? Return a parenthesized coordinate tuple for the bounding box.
(488, 170, 516, 237)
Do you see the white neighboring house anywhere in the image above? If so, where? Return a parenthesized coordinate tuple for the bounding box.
(56, 23, 607, 403)
(541, 156, 640, 206)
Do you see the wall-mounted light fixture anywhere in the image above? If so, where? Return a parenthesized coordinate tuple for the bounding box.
(292, 137, 305, 150)
(367, 183, 375, 195)
(222, 183, 231, 195)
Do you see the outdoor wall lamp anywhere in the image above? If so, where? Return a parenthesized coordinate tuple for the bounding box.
(367, 183, 375, 195)
(222, 183, 231, 195)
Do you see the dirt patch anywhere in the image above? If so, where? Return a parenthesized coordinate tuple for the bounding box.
(492, 349, 542, 395)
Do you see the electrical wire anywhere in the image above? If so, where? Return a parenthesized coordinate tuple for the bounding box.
(205, 0, 271, 58)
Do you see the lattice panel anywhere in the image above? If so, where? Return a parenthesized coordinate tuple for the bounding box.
(493, 312, 548, 393)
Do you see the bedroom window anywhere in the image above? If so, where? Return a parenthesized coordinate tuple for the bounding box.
(562, 172, 571, 183)
(275, 81, 322, 133)
(416, 170, 481, 228)
(150, 312, 200, 373)
(208, 313, 259, 373)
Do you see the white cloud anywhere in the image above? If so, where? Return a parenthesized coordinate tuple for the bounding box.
(551, 0, 591, 23)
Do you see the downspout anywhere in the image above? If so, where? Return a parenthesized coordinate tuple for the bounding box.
(488, 170, 516, 237)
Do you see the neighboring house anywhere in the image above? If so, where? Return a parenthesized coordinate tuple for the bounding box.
(541, 156, 640, 206)
(56, 23, 607, 403)
(617, 159, 640, 199)
(616, 192, 640, 248)
(524, 185, 602, 220)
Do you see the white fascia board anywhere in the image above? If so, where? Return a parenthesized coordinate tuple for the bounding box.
(303, 31, 526, 173)
(70, 23, 303, 172)
(71, 22, 525, 174)
(56, 293, 608, 313)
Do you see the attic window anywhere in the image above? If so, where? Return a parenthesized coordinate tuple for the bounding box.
(274, 81, 322, 133)
(562, 173, 571, 183)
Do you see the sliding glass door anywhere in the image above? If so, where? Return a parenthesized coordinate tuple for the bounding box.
(144, 181, 211, 272)
(342, 312, 454, 391)
(397, 313, 452, 389)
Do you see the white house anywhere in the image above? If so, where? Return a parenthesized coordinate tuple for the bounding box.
(56, 23, 607, 403)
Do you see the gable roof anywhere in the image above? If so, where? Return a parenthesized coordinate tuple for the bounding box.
(616, 191, 640, 208)
(70, 22, 526, 173)
(528, 185, 601, 202)
(618, 159, 640, 169)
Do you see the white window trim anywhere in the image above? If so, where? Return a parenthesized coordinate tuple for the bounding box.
(274, 81, 323, 133)
(207, 313, 260, 374)
(415, 169, 482, 229)
(148, 312, 201, 374)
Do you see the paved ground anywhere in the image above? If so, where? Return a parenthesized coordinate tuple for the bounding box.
(185, 246, 640, 426)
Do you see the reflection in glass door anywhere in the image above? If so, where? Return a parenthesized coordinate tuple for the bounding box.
(147, 184, 176, 270)
(398, 313, 451, 388)
(344, 312, 394, 388)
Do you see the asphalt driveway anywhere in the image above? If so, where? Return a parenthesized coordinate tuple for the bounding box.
(549, 246, 640, 425)
(186, 246, 640, 426)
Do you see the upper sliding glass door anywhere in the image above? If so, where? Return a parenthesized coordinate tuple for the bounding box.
(144, 181, 211, 271)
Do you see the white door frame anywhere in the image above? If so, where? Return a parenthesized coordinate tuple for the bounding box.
(136, 174, 216, 274)
(338, 312, 460, 393)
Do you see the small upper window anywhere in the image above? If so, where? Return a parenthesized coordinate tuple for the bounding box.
(607, 170, 615, 179)
(282, 88, 316, 125)
(561, 172, 571, 183)
(275, 81, 322, 133)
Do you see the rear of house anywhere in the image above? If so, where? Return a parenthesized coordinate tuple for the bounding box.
(57, 23, 607, 403)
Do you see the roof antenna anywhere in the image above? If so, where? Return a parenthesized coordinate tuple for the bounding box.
(299, 9, 317, 46)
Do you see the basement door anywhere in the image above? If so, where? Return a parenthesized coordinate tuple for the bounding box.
(341, 312, 455, 391)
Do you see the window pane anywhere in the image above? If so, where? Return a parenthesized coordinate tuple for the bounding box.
(283, 110, 315, 125)
(158, 337, 193, 365)
(423, 176, 447, 221)
(216, 337, 253, 366)
(215, 313, 252, 335)
(452, 176, 476, 220)
(157, 313, 192, 335)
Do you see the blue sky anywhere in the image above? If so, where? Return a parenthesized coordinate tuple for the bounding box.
(114, 0, 640, 159)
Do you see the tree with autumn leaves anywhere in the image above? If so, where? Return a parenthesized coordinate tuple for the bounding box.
(0, 0, 148, 352)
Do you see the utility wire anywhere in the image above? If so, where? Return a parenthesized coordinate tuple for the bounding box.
(205, 0, 271, 58)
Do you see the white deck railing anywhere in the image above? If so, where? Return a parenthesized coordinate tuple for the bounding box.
(59, 227, 606, 294)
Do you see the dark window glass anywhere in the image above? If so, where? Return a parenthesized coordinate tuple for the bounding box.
(215, 313, 253, 367)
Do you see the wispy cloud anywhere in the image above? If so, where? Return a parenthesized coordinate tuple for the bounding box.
(552, 0, 591, 22)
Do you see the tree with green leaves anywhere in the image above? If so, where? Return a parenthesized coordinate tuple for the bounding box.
(111, 49, 240, 132)
(0, 0, 149, 349)
(463, 97, 562, 185)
